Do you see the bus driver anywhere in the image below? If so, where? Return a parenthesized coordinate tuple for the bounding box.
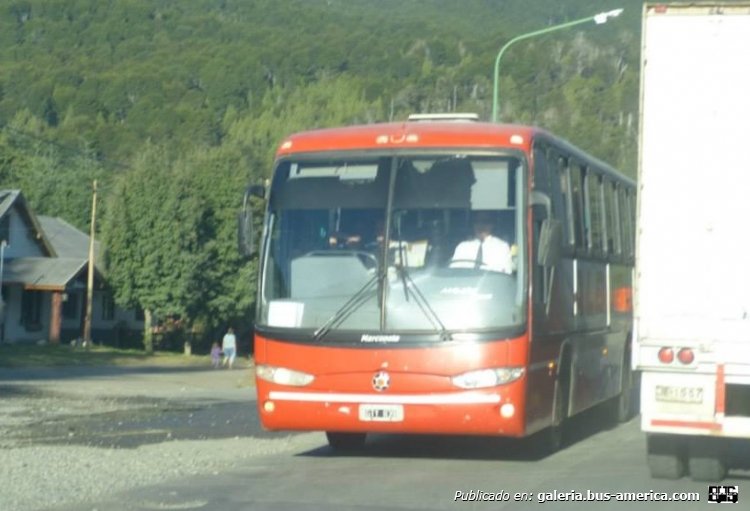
(450, 211, 513, 274)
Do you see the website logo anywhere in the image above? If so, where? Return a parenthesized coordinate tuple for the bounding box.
(708, 485, 738, 504)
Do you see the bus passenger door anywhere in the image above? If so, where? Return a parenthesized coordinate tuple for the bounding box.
(526, 143, 566, 433)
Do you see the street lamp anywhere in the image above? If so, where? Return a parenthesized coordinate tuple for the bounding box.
(491, 8, 624, 123)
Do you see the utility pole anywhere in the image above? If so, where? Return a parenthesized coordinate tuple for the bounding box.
(83, 180, 97, 347)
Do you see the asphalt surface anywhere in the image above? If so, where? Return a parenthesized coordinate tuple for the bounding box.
(1, 364, 749, 511)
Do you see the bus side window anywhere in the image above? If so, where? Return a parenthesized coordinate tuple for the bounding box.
(605, 181, 621, 256)
(532, 143, 553, 306)
(619, 187, 633, 259)
(629, 191, 636, 256)
(558, 157, 575, 247)
(547, 149, 566, 226)
(569, 162, 586, 251)
(532, 143, 551, 193)
(627, 189, 636, 259)
(587, 171, 605, 255)
(598, 175, 608, 255)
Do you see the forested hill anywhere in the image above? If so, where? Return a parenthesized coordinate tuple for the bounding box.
(2, 0, 640, 165)
(0, 0, 643, 343)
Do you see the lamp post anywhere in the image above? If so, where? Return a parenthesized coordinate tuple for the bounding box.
(491, 8, 623, 123)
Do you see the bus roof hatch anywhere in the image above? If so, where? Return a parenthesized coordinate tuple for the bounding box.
(407, 113, 479, 122)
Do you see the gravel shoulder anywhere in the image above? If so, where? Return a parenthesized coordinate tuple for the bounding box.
(0, 363, 318, 511)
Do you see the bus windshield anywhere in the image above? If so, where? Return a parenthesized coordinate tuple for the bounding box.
(258, 153, 527, 337)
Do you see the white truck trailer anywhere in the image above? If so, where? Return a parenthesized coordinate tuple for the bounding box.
(636, 2, 750, 481)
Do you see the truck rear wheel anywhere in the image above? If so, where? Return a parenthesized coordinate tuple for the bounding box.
(688, 437, 727, 482)
(325, 432, 367, 451)
(647, 434, 686, 479)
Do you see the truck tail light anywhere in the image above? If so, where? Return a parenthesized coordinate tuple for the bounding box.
(677, 348, 694, 365)
(658, 347, 674, 364)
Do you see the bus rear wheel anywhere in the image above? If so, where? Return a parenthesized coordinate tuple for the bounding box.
(325, 432, 367, 451)
(647, 434, 686, 479)
(608, 351, 636, 423)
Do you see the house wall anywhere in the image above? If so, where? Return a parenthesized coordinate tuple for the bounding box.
(0, 205, 49, 343)
(1, 284, 51, 343)
(3, 208, 46, 258)
(60, 289, 83, 340)
(57, 289, 144, 345)
(0, 286, 143, 345)
(90, 291, 144, 330)
(1, 199, 146, 346)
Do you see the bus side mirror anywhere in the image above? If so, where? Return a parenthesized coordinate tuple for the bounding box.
(237, 209, 254, 257)
(538, 219, 562, 267)
(238, 185, 266, 258)
(248, 185, 266, 199)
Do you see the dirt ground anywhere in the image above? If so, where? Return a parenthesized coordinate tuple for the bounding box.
(0, 360, 320, 511)
(0, 360, 259, 446)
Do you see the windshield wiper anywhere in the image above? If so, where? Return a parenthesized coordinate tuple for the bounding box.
(312, 274, 379, 342)
(396, 265, 453, 341)
(392, 213, 452, 341)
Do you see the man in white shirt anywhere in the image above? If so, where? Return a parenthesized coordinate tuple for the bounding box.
(222, 327, 237, 369)
(450, 211, 513, 274)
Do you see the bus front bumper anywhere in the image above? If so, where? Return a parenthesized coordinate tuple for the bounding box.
(257, 387, 525, 436)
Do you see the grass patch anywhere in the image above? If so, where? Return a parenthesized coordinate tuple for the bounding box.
(0, 343, 209, 368)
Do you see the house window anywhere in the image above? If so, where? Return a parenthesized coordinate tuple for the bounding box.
(101, 293, 115, 321)
(21, 290, 43, 330)
(62, 293, 78, 320)
(135, 306, 145, 321)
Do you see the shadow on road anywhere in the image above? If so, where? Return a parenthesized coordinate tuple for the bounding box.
(7, 396, 290, 449)
(298, 400, 629, 462)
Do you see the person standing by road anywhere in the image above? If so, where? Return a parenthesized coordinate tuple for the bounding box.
(221, 327, 237, 369)
(210, 342, 222, 369)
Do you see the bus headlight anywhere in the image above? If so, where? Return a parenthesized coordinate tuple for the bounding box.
(451, 367, 524, 389)
(255, 364, 314, 386)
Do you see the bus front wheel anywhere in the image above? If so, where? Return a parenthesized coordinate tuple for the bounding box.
(535, 363, 570, 456)
(326, 432, 367, 451)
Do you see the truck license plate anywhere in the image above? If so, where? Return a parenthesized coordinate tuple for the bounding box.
(655, 385, 703, 404)
(358, 404, 404, 422)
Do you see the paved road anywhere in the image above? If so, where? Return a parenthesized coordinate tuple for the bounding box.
(2, 365, 747, 511)
(52, 413, 749, 511)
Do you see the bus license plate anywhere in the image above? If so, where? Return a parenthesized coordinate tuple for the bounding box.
(655, 385, 703, 404)
(359, 404, 404, 422)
